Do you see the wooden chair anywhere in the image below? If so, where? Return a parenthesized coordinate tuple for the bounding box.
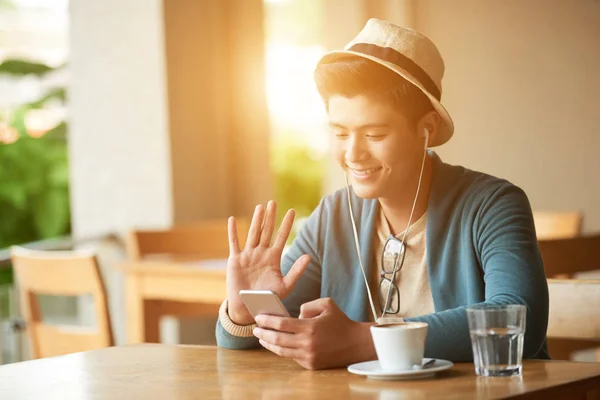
(538, 234, 600, 279)
(547, 279, 600, 362)
(10, 246, 114, 359)
(533, 211, 582, 240)
(127, 217, 250, 261)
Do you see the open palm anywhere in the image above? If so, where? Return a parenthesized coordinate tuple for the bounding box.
(226, 201, 310, 325)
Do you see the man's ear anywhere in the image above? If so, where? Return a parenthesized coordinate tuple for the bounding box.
(418, 111, 441, 147)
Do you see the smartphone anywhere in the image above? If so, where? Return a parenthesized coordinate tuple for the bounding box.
(239, 290, 291, 319)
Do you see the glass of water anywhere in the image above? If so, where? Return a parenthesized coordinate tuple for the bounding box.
(466, 304, 526, 377)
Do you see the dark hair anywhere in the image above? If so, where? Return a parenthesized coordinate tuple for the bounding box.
(314, 56, 433, 127)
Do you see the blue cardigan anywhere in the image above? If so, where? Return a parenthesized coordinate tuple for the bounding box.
(216, 152, 550, 361)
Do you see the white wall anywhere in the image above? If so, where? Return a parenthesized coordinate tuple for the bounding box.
(69, 0, 173, 239)
(417, 0, 600, 232)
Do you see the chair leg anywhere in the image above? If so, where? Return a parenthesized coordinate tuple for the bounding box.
(143, 300, 161, 343)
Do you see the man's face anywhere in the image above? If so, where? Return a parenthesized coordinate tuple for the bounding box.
(328, 94, 424, 200)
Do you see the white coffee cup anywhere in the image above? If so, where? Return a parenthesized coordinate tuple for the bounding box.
(370, 321, 428, 370)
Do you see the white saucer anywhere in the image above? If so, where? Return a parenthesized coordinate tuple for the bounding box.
(347, 358, 453, 380)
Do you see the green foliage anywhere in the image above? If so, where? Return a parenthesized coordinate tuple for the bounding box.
(0, 59, 57, 77)
(0, 268, 14, 317)
(271, 135, 325, 241)
(0, 268, 12, 286)
(0, 130, 70, 248)
(28, 87, 67, 109)
(0, 60, 70, 249)
(0, 0, 15, 10)
(0, 284, 12, 319)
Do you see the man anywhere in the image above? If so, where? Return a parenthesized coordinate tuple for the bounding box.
(215, 18, 549, 370)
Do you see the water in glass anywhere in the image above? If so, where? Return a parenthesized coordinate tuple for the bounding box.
(466, 304, 526, 377)
(470, 326, 524, 377)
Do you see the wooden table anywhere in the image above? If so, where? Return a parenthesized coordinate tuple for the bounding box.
(121, 258, 227, 344)
(1, 344, 600, 399)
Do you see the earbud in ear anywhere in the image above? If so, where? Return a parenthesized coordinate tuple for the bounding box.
(423, 128, 430, 149)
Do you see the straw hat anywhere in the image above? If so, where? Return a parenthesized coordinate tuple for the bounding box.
(316, 18, 454, 147)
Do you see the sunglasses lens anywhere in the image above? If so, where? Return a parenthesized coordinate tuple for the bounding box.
(382, 239, 404, 273)
(378, 278, 399, 314)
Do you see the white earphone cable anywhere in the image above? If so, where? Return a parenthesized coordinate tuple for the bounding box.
(345, 175, 378, 322)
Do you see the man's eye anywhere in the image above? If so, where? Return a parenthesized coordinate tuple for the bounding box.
(334, 131, 348, 139)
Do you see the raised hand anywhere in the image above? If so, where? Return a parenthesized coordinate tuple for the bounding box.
(226, 200, 311, 325)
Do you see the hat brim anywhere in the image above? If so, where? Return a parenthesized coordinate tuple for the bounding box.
(317, 50, 454, 147)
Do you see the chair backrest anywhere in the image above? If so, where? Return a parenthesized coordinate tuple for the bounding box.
(533, 211, 582, 240)
(10, 246, 114, 359)
(548, 279, 600, 340)
(127, 218, 250, 261)
(538, 234, 600, 278)
(547, 279, 600, 361)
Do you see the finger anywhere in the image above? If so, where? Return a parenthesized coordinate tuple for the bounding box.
(254, 315, 301, 333)
(245, 204, 265, 249)
(299, 297, 332, 319)
(227, 216, 240, 256)
(259, 200, 277, 247)
(272, 209, 296, 251)
(258, 339, 302, 359)
(253, 327, 298, 349)
(282, 254, 311, 293)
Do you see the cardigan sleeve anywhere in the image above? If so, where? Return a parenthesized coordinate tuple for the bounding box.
(405, 184, 549, 361)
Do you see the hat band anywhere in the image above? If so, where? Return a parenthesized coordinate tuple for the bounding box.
(348, 43, 441, 101)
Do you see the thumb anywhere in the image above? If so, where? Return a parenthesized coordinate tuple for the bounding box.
(282, 254, 311, 292)
(299, 298, 331, 319)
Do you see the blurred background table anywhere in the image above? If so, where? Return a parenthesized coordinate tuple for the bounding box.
(121, 258, 227, 344)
